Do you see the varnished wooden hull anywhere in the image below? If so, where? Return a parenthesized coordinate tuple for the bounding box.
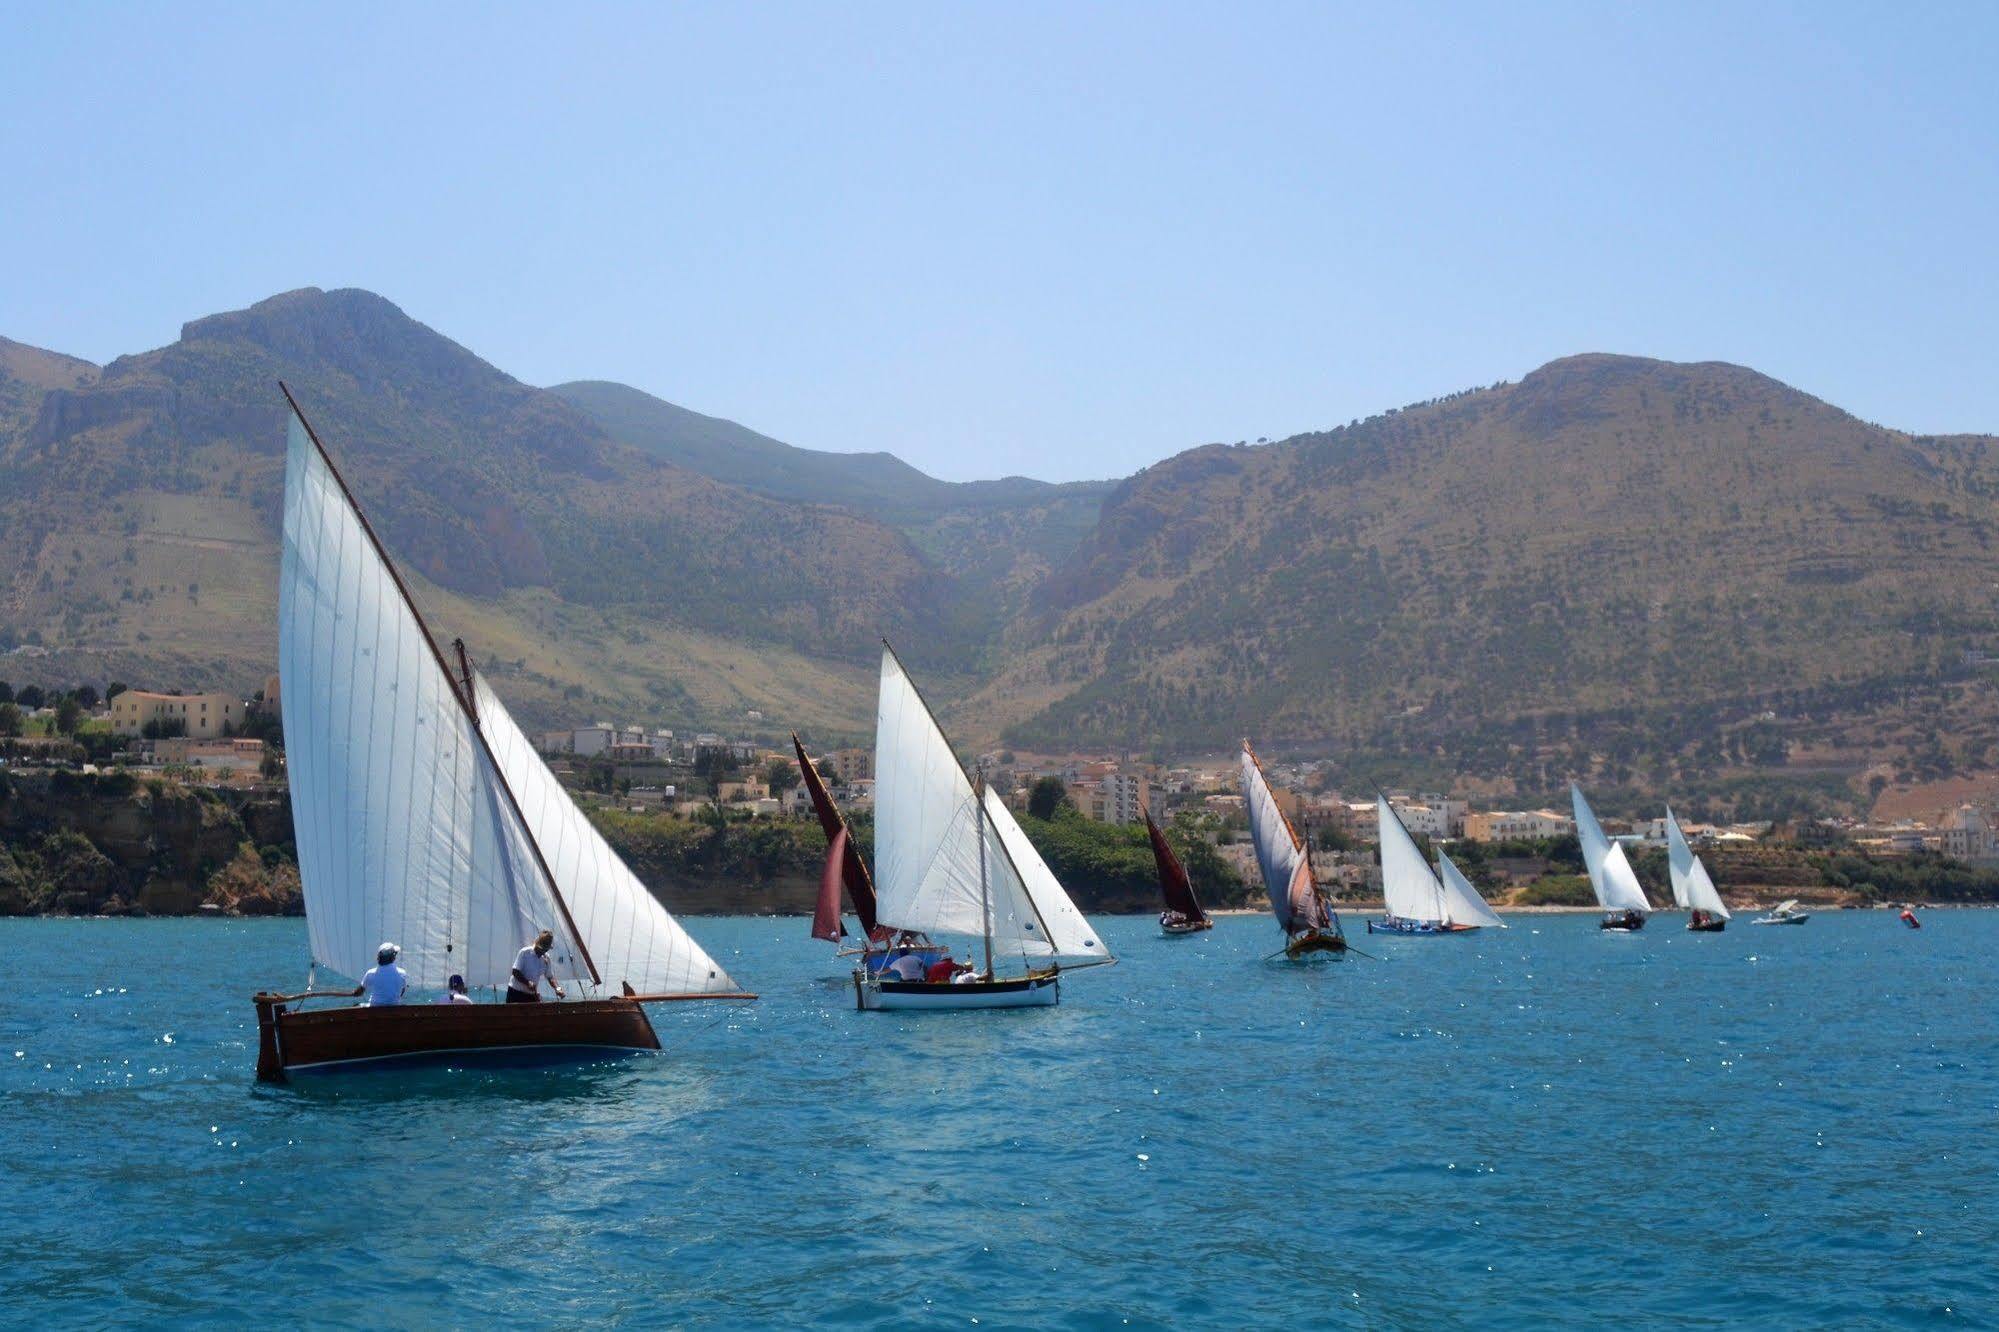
(254, 995, 660, 1082)
(1284, 930, 1348, 960)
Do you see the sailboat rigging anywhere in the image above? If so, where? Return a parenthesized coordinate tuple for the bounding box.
(1367, 794, 1505, 935)
(1665, 807, 1731, 932)
(1240, 741, 1346, 959)
(1571, 782, 1652, 932)
(794, 733, 946, 973)
(1145, 805, 1213, 934)
(251, 387, 752, 1081)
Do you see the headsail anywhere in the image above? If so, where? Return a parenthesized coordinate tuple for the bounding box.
(278, 409, 585, 990)
(1241, 743, 1326, 933)
(471, 670, 741, 995)
(1377, 795, 1444, 923)
(1144, 808, 1206, 924)
(1685, 856, 1731, 920)
(1437, 851, 1507, 929)
(983, 788, 1114, 966)
(794, 733, 879, 937)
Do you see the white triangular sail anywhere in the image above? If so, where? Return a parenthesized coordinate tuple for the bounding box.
(1438, 851, 1507, 929)
(983, 788, 1113, 966)
(1241, 744, 1324, 933)
(471, 671, 741, 994)
(1572, 783, 1650, 914)
(1377, 796, 1444, 923)
(279, 413, 582, 989)
(1685, 857, 1731, 920)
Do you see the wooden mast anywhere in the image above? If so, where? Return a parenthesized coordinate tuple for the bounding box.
(975, 771, 994, 980)
(278, 383, 602, 988)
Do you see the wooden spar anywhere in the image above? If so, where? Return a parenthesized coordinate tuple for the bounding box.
(878, 638, 1059, 951)
(277, 383, 602, 988)
(975, 771, 994, 980)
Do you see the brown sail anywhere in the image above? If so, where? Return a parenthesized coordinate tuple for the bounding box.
(813, 826, 850, 943)
(793, 733, 881, 938)
(1145, 807, 1209, 927)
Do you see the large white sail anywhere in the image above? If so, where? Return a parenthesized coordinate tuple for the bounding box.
(470, 671, 741, 994)
(1241, 744, 1322, 932)
(1598, 842, 1652, 914)
(1665, 809, 1695, 910)
(278, 413, 581, 989)
(1571, 783, 1612, 886)
(983, 788, 1113, 966)
(870, 648, 1047, 962)
(1685, 857, 1731, 919)
(1377, 796, 1443, 922)
(1438, 851, 1507, 929)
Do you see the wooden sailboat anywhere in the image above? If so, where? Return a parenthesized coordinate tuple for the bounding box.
(1666, 807, 1731, 932)
(794, 733, 945, 975)
(854, 644, 1115, 1010)
(251, 388, 752, 1081)
(1145, 806, 1213, 935)
(1571, 783, 1652, 931)
(1367, 795, 1506, 935)
(1240, 741, 1346, 958)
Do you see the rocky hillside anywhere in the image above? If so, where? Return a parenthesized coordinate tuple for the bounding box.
(979, 355, 1999, 784)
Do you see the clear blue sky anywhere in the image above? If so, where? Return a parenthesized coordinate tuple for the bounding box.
(6, 2, 1996, 482)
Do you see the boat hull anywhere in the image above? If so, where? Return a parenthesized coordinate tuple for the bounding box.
(1367, 918, 1478, 936)
(1599, 911, 1646, 932)
(253, 995, 660, 1082)
(1160, 918, 1214, 936)
(1687, 919, 1728, 933)
(1284, 930, 1348, 960)
(1751, 915, 1809, 926)
(853, 972, 1060, 1011)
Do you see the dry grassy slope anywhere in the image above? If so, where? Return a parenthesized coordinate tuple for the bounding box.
(0, 289, 960, 730)
(977, 355, 1999, 752)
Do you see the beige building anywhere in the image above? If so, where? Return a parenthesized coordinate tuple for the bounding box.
(821, 748, 873, 783)
(1463, 809, 1574, 842)
(156, 736, 265, 767)
(1079, 773, 1150, 825)
(111, 690, 244, 739)
(1941, 804, 1999, 863)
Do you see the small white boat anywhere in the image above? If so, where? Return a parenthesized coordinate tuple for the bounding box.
(1666, 808, 1732, 932)
(1751, 899, 1810, 926)
(1367, 795, 1505, 935)
(1573, 783, 1653, 931)
(853, 645, 1113, 1011)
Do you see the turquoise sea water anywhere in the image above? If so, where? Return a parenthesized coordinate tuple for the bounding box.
(3, 912, 1994, 1328)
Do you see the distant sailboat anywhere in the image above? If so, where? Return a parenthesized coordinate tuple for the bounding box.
(1241, 742, 1346, 958)
(1751, 898, 1810, 926)
(1571, 783, 1652, 932)
(1367, 796, 1506, 935)
(1665, 808, 1731, 932)
(794, 733, 945, 974)
(1145, 806, 1213, 934)
(252, 388, 751, 1081)
(854, 644, 1114, 1010)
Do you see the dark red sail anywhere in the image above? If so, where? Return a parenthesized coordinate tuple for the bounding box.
(793, 733, 880, 937)
(1145, 808, 1207, 923)
(813, 826, 850, 942)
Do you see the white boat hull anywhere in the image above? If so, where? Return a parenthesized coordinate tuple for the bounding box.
(854, 972, 1060, 1011)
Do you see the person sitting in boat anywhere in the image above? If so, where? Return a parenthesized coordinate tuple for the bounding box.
(437, 974, 473, 1005)
(355, 943, 407, 1006)
(923, 953, 958, 983)
(884, 950, 928, 982)
(507, 930, 567, 1003)
(949, 963, 979, 984)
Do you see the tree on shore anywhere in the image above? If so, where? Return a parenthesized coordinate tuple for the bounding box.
(1028, 776, 1068, 820)
(0, 703, 21, 738)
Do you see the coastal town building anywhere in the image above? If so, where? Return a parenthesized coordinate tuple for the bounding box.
(1462, 809, 1574, 842)
(1077, 772, 1150, 825)
(110, 690, 244, 739)
(1940, 804, 1999, 863)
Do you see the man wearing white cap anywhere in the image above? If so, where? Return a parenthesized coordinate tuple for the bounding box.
(355, 942, 407, 1006)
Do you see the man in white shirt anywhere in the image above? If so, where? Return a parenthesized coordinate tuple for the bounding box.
(437, 974, 473, 1005)
(356, 943, 407, 1006)
(507, 930, 566, 1003)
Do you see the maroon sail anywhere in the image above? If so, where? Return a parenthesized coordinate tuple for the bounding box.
(792, 733, 881, 937)
(1145, 808, 1207, 924)
(813, 826, 850, 942)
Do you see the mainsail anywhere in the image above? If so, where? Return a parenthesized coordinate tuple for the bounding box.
(1241, 743, 1326, 933)
(794, 733, 879, 937)
(470, 670, 741, 995)
(1666, 809, 1730, 920)
(279, 411, 586, 990)
(1145, 808, 1207, 924)
(1438, 851, 1507, 929)
(1571, 783, 1650, 914)
(1377, 795, 1444, 923)
(871, 646, 1109, 969)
